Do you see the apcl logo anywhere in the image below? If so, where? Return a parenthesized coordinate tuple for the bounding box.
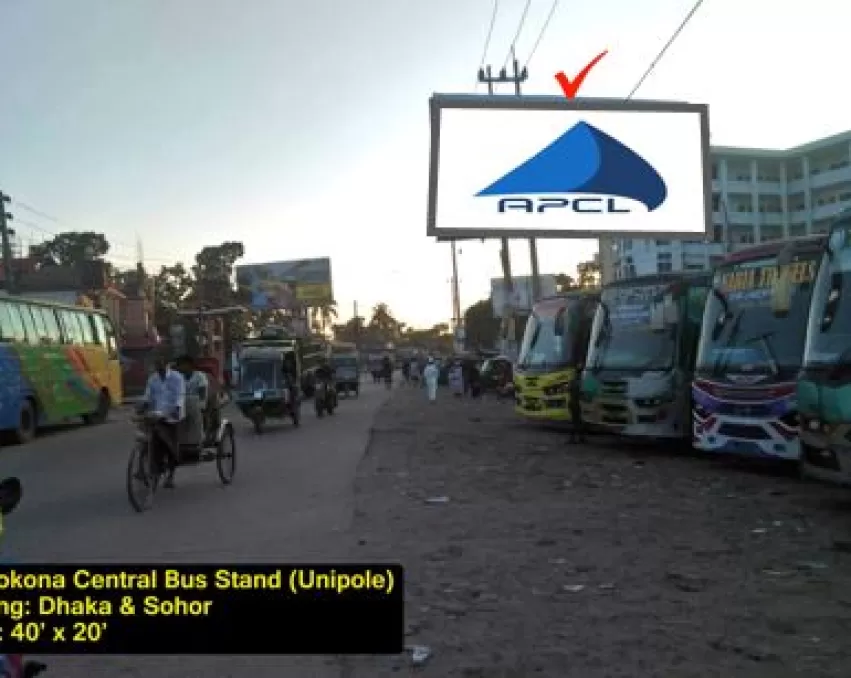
(476, 121, 667, 215)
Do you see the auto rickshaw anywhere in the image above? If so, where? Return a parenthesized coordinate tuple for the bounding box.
(330, 352, 360, 397)
(235, 345, 302, 433)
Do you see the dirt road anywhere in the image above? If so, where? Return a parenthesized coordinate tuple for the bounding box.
(344, 386, 851, 677)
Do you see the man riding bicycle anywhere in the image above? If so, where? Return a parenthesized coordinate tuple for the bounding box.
(139, 353, 185, 489)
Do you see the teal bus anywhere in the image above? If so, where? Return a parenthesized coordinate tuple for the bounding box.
(799, 213, 851, 483)
(581, 272, 710, 441)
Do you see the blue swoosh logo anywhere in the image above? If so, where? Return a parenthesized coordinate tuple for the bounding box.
(476, 121, 667, 211)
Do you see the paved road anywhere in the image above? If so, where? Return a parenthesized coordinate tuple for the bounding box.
(0, 379, 393, 677)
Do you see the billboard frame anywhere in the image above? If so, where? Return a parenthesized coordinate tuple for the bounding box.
(427, 94, 712, 241)
(235, 258, 334, 310)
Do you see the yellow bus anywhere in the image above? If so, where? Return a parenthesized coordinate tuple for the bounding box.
(0, 296, 122, 443)
(514, 292, 599, 422)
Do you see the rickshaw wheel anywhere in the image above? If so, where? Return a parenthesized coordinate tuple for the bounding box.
(127, 441, 157, 512)
(216, 427, 236, 485)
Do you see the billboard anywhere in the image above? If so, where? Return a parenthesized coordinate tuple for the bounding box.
(427, 94, 711, 240)
(490, 274, 558, 318)
(236, 258, 333, 310)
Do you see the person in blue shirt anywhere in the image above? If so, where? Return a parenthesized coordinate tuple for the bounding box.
(140, 353, 186, 488)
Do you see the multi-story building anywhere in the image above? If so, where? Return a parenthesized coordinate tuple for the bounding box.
(602, 128, 851, 282)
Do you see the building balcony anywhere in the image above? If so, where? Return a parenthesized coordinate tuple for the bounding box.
(813, 200, 851, 221)
(787, 164, 851, 193)
(723, 179, 752, 193)
(756, 212, 785, 226)
(756, 181, 783, 194)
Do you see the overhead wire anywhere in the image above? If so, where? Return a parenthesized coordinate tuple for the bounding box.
(503, 0, 533, 69)
(477, 0, 500, 81)
(12, 198, 179, 261)
(625, 0, 706, 100)
(523, 0, 560, 69)
(13, 215, 173, 264)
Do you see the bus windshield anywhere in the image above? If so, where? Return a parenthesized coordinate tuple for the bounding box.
(804, 226, 851, 367)
(697, 254, 818, 376)
(517, 304, 571, 370)
(586, 283, 675, 372)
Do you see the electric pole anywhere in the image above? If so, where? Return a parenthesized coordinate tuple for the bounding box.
(0, 192, 16, 294)
(353, 300, 360, 351)
(478, 48, 541, 357)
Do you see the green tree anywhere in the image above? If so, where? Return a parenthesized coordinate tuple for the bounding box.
(311, 302, 338, 333)
(191, 241, 245, 307)
(151, 263, 194, 334)
(463, 299, 500, 350)
(369, 303, 399, 339)
(30, 231, 109, 266)
(555, 273, 576, 292)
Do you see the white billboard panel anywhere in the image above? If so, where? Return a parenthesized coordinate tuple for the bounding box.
(427, 95, 711, 240)
(490, 274, 557, 318)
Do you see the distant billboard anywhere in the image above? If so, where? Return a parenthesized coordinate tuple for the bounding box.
(427, 94, 711, 240)
(236, 258, 333, 310)
(490, 275, 557, 318)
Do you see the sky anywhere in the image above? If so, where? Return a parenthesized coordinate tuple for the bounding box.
(1, 0, 849, 328)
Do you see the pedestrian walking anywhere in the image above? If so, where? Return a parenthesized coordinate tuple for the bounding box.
(409, 358, 420, 387)
(423, 357, 439, 403)
(568, 364, 587, 444)
(449, 360, 464, 397)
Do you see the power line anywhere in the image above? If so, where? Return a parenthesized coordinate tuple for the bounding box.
(15, 202, 60, 224)
(523, 0, 560, 68)
(14, 217, 173, 263)
(626, 0, 706, 100)
(15, 218, 56, 236)
(13, 198, 175, 259)
(477, 0, 500, 75)
(503, 0, 533, 69)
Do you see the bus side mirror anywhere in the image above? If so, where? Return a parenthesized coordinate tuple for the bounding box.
(771, 274, 792, 316)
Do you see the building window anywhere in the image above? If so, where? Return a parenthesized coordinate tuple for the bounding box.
(657, 262, 673, 273)
(656, 240, 670, 247)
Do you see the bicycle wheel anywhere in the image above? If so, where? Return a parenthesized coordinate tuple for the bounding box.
(126, 440, 158, 512)
(216, 426, 236, 485)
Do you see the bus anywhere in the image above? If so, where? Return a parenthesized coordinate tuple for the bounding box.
(692, 236, 825, 460)
(799, 214, 851, 484)
(0, 295, 122, 443)
(581, 272, 710, 440)
(513, 292, 598, 422)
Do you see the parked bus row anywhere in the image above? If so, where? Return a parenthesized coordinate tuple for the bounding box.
(514, 214, 851, 488)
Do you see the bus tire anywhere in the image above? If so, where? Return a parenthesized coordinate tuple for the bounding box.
(15, 399, 37, 444)
(83, 389, 110, 425)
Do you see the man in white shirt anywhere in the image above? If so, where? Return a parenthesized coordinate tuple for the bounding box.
(141, 354, 186, 488)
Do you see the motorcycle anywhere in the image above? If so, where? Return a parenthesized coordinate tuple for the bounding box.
(314, 379, 337, 418)
(0, 477, 47, 678)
